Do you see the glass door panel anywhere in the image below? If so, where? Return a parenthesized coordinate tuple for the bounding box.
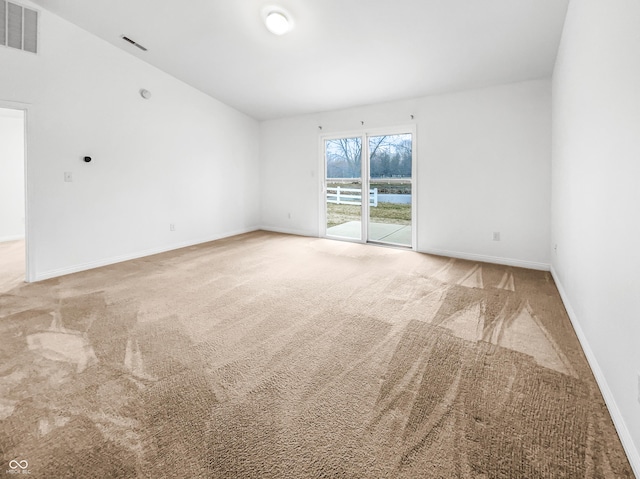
(368, 134, 412, 247)
(325, 137, 363, 241)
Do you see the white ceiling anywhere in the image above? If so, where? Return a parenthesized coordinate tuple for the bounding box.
(30, 0, 569, 121)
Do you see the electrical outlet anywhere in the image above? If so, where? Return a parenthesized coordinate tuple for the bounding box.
(287, 212, 292, 220)
(169, 224, 175, 231)
(64, 172, 73, 182)
(492, 232, 500, 241)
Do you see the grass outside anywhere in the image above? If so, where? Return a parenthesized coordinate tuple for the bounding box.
(327, 203, 411, 228)
(328, 181, 411, 195)
(370, 182, 411, 194)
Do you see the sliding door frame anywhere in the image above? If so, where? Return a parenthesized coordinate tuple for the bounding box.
(318, 124, 417, 251)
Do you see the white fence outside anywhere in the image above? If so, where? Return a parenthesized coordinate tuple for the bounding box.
(327, 187, 378, 207)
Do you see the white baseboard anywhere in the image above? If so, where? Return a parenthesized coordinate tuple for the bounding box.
(259, 225, 316, 237)
(259, 232, 550, 271)
(422, 247, 550, 271)
(0, 234, 25, 243)
(550, 266, 640, 478)
(34, 227, 260, 281)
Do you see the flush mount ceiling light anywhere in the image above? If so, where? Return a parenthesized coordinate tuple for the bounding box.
(263, 6, 293, 35)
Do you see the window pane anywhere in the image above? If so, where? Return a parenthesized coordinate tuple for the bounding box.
(325, 137, 362, 241)
(368, 134, 412, 247)
(369, 134, 412, 178)
(326, 137, 362, 179)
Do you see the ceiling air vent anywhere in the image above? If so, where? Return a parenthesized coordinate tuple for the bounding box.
(121, 35, 147, 52)
(0, 1, 38, 53)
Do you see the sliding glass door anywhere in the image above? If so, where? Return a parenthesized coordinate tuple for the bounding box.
(367, 134, 413, 247)
(324, 137, 363, 241)
(323, 129, 414, 248)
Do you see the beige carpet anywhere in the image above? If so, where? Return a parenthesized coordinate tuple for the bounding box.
(0, 231, 633, 478)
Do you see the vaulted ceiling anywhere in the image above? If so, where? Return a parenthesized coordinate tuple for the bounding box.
(30, 0, 569, 120)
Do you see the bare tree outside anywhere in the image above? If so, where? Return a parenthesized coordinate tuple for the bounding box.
(369, 134, 412, 179)
(326, 134, 411, 179)
(326, 137, 362, 178)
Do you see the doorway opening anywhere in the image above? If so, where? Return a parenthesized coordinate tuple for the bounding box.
(0, 106, 27, 290)
(321, 128, 415, 249)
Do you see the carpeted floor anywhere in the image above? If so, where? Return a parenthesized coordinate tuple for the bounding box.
(0, 231, 633, 478)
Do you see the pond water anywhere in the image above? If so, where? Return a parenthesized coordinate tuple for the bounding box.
(378, 194, 411, 204)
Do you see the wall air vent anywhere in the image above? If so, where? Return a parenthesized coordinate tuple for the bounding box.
(121, 35, 147, 51)
(0, 1, 38, 53)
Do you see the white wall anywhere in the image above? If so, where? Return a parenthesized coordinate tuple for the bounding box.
(552, 0, 640, 473)
(260, 79, 551, 268)
(0, 2, 260, 280)
(0, 108, 25, 242)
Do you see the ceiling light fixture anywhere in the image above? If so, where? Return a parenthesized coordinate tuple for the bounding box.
(263, 7, 293, 35)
